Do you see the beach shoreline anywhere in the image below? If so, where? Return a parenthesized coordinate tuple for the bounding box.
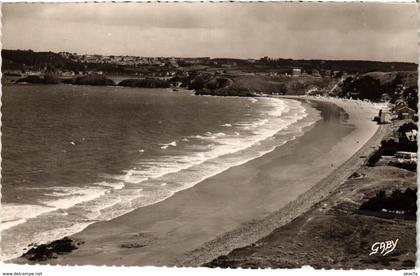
(204, 105, 417, 269)
(12, 96, 384, 266)
(179, 96, 387, 266)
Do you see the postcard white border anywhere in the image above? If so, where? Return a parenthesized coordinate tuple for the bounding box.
(0, 1, 418, 276)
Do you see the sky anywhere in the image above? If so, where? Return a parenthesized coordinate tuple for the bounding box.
(2, 2, 418, 62)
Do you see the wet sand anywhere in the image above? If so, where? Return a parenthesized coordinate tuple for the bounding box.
(16, 97, 382, 266)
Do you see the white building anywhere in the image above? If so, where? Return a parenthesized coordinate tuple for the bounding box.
(292, 68, 301, 77)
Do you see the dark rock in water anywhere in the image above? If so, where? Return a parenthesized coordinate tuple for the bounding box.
(118, 78, 170, 88)
(72, 75, 115, 86)
(22, 237, 81, 262)
(16, 74, 61, 84)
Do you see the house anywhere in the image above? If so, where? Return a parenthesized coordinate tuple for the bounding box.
(292, 68, 301, 77)
(405, 129, 417, 142)
(393, 99, 407, 109)
(323, 70, 332, 77)
(393, 105, 416, 120)
(169, 58, 179, 68)
(395, 151, 417, 162)
(311, 69, 322, 78)
(377, 109, 392, 124)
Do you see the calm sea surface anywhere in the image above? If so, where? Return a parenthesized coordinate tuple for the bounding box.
(1, 84, 319, 260)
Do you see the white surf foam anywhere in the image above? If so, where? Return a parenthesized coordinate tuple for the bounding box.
(1, 182, 126, 233)
(2, 98, 320, 262)
(160, 141, 177, 150)
(1, 204, 54, 231)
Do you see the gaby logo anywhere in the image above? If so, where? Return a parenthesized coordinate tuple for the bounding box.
(369, 239, 399, 256)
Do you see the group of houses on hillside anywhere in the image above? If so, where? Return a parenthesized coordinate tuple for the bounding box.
(375, 99, 417, 168)
(376, 99, 417, 124)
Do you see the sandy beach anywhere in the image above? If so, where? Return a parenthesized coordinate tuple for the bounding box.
(15, 96, 384, 266)
(205, 104, 416, 269)
(181, 96, 387, 266)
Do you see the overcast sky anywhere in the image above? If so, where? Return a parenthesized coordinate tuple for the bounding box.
(2, 3, 418, 62)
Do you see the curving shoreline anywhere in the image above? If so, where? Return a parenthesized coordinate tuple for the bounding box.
(178, 96, 386, 266)
(12, 96, 384, 266)
(4, 96, 308, 263)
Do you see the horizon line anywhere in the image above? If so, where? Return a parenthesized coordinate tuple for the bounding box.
(3, 48, 419, 65)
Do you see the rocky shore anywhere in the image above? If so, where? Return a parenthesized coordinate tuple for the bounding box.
(22, 237, 83, 262)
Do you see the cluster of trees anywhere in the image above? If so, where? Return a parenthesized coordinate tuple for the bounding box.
(360, 188, 417, 216)
(2, 50, 89, 73)
(340, 76, 383, 100)
(338, 72, 418, 111)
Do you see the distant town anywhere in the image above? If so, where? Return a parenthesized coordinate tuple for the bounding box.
(3, 49, 417, 77)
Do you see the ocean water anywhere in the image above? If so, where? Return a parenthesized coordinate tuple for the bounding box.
(1, 84, 320, 260)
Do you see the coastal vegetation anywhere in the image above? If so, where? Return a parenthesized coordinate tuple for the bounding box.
(336, 71, 418, 110)
(359, 188, 417, 217)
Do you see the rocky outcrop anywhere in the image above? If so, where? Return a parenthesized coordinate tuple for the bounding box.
(71, 75, 115, 86)
(15, 74, 115, 86)
(16, 74, 61, 84)
(22, 237, 83, 262)
(118, 78, 170, 88)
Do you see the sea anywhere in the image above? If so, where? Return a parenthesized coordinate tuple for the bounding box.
(1, 84, 320, 260)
